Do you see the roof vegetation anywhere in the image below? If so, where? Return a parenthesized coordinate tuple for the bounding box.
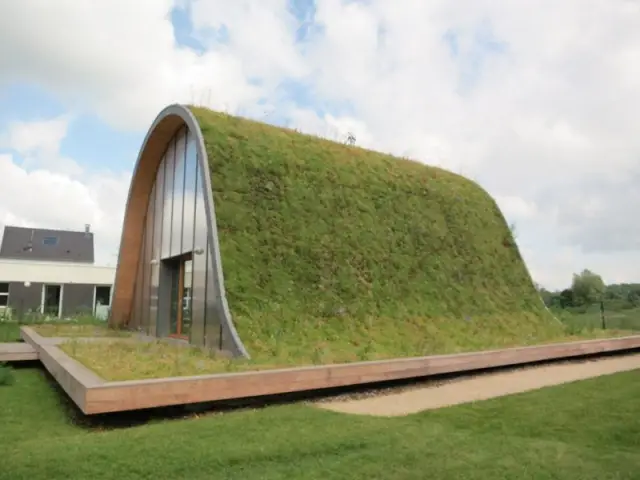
(190, 106, 598, 366)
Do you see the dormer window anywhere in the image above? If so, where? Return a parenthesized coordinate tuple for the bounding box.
(42, 236, 59, 246)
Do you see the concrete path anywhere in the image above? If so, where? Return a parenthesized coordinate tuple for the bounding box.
(317, 353, 640, 417)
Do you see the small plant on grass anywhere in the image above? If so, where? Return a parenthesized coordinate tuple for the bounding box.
(357, 340, 376, 361)
(311, 344, 325, 364)
(0, 363, 14, 386)
(69, 339, 79, 357)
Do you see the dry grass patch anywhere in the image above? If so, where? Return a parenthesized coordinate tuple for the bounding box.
(33, 324, 131, 338)
(58, 327, 634, 382)
(58, 339, 286, 381)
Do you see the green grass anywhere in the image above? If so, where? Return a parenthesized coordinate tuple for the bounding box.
(2, 366, 640, 479)
(557, 306, 640, 332)
(189, 106, 629, 364)
(0, 363, 14, 385)
(0, 314, 113, 343)
(58, 338, 283, 380)
(0, 322, 21, 342)
(60, 327, 631, 381)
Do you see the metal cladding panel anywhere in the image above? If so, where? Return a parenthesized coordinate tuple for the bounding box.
(182, 129, 197, 256)
(131, 236, 144, 331)
(204, 235, 222, 350)
(185, 131, 204, 346)
(170, 128, 187, 258)
(161, 139, 175, 259)
(149, 156, 165, 336)
(140, 183, 155, 334)
(110, 105, 249, 357)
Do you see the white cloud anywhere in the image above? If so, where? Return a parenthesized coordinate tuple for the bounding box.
(1, 0, 639, 289)
(0, 132, 130, 266)
(287, 107, 375, 146)
(0, 0, 262, 130)
(495, 195, 538, 221)
(520, 244, 640, 291)
(0, 115, 82, 175)
(190, 0, 308, 83)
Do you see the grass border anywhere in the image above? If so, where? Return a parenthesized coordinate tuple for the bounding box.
(19, 326, 640, 415)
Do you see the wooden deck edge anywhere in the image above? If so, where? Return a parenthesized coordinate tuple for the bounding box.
(84, 334, 640, 415)
(0, 342, 38, 362)
(20, 326, 106, 414)
(20, 326, 63, 347)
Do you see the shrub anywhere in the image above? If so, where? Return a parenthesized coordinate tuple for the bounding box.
(0, 363, 14, 386)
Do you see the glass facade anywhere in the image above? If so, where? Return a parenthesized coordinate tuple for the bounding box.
(130, 125, 222, 348)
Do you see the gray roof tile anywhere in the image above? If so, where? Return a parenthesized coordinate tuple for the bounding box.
(0, 226, 95, 263)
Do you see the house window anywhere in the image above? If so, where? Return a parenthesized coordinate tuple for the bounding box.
(0, 283, 8, 307)
(42, 236, 59, 246)
(95, 286, 111, 306)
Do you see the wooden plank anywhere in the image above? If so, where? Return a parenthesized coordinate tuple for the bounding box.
(86, 335, 640, 415)
(19, 327, 61, 347)
(0, 342, 38, 362)
(19, 323, 640, 415)
(20, 327, 105, 413)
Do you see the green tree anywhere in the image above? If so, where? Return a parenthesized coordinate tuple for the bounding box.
(571, 269, 605, 305)
(559, 288, 574, 308)
(627, 289, 640, 307)
(535, 283, 553, 306)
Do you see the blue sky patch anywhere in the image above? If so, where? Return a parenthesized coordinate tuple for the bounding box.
(62, 115, 144, 173)
(0, 83, 66, 126)
(0, 83, 143, 173)
(171, 4, 207, 53)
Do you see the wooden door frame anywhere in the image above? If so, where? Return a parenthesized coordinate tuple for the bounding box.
(168, 252, 192, 340)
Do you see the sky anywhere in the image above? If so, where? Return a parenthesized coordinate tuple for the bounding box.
(0, 0, 639, 291)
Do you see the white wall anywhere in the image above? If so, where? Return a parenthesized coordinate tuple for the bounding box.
(0, 259, 115, 285)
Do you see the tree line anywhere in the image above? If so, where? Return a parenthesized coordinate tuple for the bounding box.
(537, 269, 640, 311)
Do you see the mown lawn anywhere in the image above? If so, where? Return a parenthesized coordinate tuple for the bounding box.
(2, 366, 639, 479)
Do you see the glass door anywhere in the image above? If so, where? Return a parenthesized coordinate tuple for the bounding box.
(182, 258, 192, 337)
(169, 254, 192, 339)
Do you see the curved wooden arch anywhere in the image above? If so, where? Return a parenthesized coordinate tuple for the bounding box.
(109, 104, 249, 358)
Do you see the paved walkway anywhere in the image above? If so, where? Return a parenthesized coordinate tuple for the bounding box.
(317, 353, 640, 416)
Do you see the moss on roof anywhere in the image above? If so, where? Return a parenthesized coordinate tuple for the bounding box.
(190, 106, 567, 365)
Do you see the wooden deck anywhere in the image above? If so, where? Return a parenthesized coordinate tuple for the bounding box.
(0, 342, 38, 362)
(19, 326, 640, 415)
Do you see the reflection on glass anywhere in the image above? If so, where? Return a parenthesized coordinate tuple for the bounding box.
(167, 254, 193, 338)
(169, 262, 180, 335)
(148, 264, 158, 337)
(182, 258, 192, 337)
